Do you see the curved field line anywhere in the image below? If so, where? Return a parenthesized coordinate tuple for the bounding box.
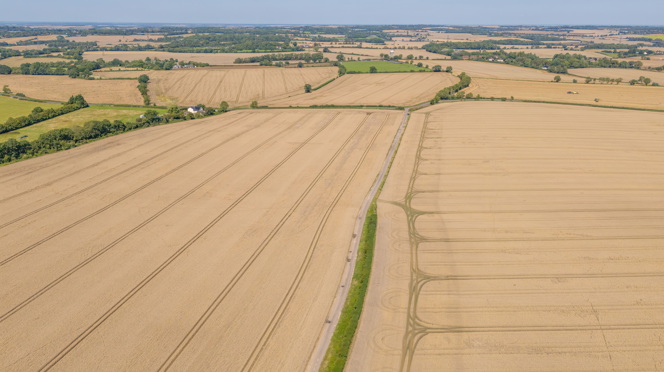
(156, 113, 370, 371)
(240, 114, 390, 371)
(38, 112, 341, 372)
(0, 113, 304, 323)
(0, 113, 253, 265)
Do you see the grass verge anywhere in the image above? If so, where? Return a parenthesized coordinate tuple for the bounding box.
(342, 60, 430, 73)
(320, 199, 377, 372)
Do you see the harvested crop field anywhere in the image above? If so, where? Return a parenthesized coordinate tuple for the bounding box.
(83, 51, 300, 65)
(0, 56, 71, 67)
(467, 78, 664, 110)
(145, 67, 337, 107)
(266, 72, 458, 107)
(435, 60, 576, 81)
(0, 75, 143, 105)
(568, 68, 664, 85)
(348, 101, 664, 371)
(0, 108, 401, 371)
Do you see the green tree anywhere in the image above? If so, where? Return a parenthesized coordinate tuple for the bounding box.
(553, 75, 561, 82)
(432, 65, 442, 72)
(336, 54, 345, 61)
(369, 66, 377, 73)
(445, 66, 453, 73)
(338, 64, 347, 76)
(219, 101, 229, 112)
(304, 84, 312, 93)
(297, 62, 304, 68)
(0, 65, 11, 75)
(3, 85, 11, 94)
(250, 100, 259, 109)
(138, 74, 150, 84)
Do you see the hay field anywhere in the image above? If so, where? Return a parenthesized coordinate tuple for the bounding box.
(436, 60, 576, 81)
(67, 34, 164, 46)
(83, 51, 267, 65)
(84, 51, 337, 65)
(0, 75, 143, 105)
(0, 108, 401, 371)
(568, 68, 664, 85)
(0, 95, 60, 123)
(144, 67, 336, 107)
(348, 101, 664, 371)
(266, 72, 457, 107)
(0, 56, 71, 67)
(467, 78, 664, 110)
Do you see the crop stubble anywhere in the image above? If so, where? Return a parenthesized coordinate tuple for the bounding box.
(347, 101, 664, 371)
(0, 109, 401, 371)
(266, 72, 459, 107)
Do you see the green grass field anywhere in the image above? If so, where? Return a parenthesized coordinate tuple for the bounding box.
(342, 60, 430, 73)
(0, 95, 61, 123)
(0, 106, 165, 142)
(646, 35, 664, 40)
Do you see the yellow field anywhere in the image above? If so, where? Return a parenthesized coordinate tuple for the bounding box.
(348, 101, 664, 371)
(266, 72, 458, 107)
(83, 51, 267, 65)
(136, 67, 336, 107)
(0, 56, 71, 68)
(0, 109, 401, 371)
(568, 68, 664, 85)
(435, 60, 577, 81)
(466, 77, 664, 110)
(67, 34, 164, 46)
(0, 75, 143, 105)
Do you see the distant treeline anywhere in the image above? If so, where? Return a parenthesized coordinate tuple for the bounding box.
(233, 52, 326, 64)
(0, 95, 88, 134)
(423, 47, 645, 73)
(0, 57, 208, 79)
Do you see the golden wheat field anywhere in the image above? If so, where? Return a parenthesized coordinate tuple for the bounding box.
(568, 68, 664, 85)
(466, 78, 664, 110)
(141, 67, 337, 107)
(349, 101, 664, 372)
(435, 60, 577, 81)
(266, 72, 458, 107)
(0, 75, 143, 105)
(83, 51, 267, 65)
(0, 108, 401, 371)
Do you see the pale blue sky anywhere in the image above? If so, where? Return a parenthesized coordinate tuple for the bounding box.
(0, 0, 662, 25)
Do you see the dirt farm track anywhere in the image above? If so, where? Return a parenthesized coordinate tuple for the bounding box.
(0, 109, 401, 371)
(348, 101, 664, 371)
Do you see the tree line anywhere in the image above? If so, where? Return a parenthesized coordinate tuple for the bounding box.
(0, 95, 88, 134)
(431, 72, 472, 103)
(233, 52, 326, 64)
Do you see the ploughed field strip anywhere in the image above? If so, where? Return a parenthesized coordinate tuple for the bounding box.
(0, 109, 401, 371)
(347, 101, 664, 371)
